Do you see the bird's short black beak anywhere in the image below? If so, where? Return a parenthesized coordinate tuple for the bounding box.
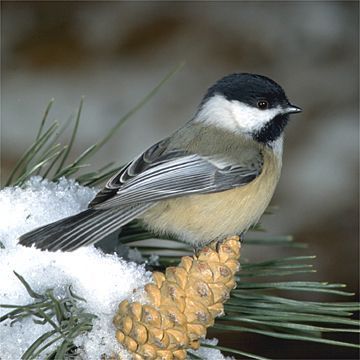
(285, 104, 302, 114)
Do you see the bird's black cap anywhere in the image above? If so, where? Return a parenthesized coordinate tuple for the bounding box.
(202, 73, 290, 109)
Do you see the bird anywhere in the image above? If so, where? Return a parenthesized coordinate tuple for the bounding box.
(19, 73, 302, 252)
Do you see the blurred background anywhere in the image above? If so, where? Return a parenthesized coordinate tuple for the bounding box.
(1, 1, 359, 359)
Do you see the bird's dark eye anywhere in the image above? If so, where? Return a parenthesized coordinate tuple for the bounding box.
(257, 100, 269, 110)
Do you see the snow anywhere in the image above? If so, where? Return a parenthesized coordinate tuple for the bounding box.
(0, 177, 227, 359)
(0, 177, 146, 359)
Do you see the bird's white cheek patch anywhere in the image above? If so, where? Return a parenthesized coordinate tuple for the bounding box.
(196, 94, 282, 134)
(229, 101, 282, 133)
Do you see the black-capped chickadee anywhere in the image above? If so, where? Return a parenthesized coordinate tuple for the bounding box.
(19, 73, 302, 251)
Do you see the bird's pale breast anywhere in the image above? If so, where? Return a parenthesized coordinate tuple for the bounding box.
(141, 149, 281, 246)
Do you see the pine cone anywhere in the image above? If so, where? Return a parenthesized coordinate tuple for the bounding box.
(113, 236, 241, 360)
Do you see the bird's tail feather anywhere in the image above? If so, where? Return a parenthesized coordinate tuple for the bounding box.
(18, 203, 153, 251)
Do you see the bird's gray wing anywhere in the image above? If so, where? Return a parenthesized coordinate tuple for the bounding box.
(19, 140, 262, 251)
(90, 139, 263, 210)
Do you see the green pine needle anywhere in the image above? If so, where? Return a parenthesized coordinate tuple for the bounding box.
(53, 97, 84, 178)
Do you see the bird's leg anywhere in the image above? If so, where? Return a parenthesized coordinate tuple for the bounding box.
(193, 235, 242, 256)
(192, 244, 203, 257)
(216, 234, 243, 251)
(192, 239, 217, 256)
(238, 232, 245, 243)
